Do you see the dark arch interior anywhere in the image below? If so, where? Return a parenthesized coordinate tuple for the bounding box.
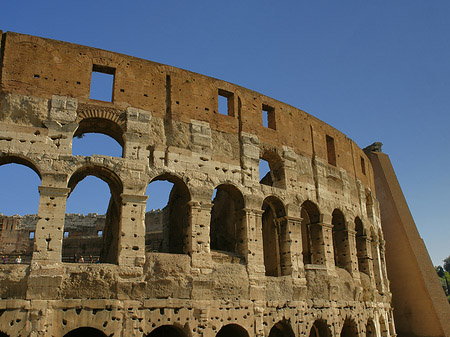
(309, 320, 330, 337)
(210, 184, 245, 255)
(216, 324, 249, 337)
(332, 209, 349, 270)
(340, 319, 358, 337)
(63, 327, 107, 337)
(146, 325, 186, 337)
(0, 332, 9, 337)
(66, 165, 123, 264)
(301, 201, 322, 265)
(269, 321, 295, 337)
(366, 319, 376, 337)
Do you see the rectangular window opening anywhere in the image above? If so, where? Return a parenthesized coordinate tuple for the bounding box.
(361, 156, 366, 175)
(64, 231, 69, 239)
(29, 231, 35, 240)
(326, 135, 336, 166)
(262, 104, 276, 129)
(97, 230, 103, 237)
(90, 64, 115, 102)
(218, 89, 234, 116)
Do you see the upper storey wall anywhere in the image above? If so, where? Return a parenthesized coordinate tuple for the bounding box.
(0, 31, 374, 190)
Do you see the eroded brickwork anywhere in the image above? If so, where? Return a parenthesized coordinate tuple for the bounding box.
(0, 31, 394, 337)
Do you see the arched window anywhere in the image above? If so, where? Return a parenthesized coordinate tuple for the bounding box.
(366, 319, 376, 337)
(63, 327, 107, 337)
(210, 184, 245, 255)
(309, 319, 331, 337)
(0, 156, 41, 265)
(301, 201, 323, 265)
(146, 325, 187, 337)
(340, 318, 358, 337)
(145, 174, 190, 254)
(332, 209, 351, 272)
(73, 117, 124, 157)
(268, 320, 295, 337)
(259, 150, 285, 189)
(216, 324, 249, 337)
(65, 165, 123, 264)
(262, 196, 288, 276)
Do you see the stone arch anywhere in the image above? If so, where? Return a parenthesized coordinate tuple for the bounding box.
(301, 201, 323, 265)
(340, 318, 358, 337)
(268, 320, 295, 337)
(146, 324, 188, 337)
(0, 154, 42, 179)
(379, 314, 389, 337)
(63, 327, 107, 337)
(74, 114, 125, 155)
(308, 319, 331, 337)
(366, 318, 376, 337)
(216, 324, 249, 337)
(210, 183, 245, 255)
(262, 196, 289, 276)
(66, 165, 123, 264)
(332, 209, 351, 272)
(260, 149, 285, 188)
(146, 173, 191, 254)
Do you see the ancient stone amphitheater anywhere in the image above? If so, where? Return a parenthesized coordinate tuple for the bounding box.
(0, 31, 448, 337)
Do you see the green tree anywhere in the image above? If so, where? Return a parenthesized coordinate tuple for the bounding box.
(436, 265, 445, 278)
(444, 255, 450, 273)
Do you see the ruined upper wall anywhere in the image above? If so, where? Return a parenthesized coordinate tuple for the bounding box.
(0, 31, 374, 191)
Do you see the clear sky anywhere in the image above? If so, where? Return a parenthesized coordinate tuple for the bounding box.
(0, 1, 449, 266)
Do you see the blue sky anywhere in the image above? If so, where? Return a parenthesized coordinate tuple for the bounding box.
(0, 1, 449, 266)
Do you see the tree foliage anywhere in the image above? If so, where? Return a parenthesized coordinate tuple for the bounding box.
(435, 263, 450, 304)
(444, 255, 450, 273)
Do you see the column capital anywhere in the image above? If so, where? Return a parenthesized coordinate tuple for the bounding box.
(121, 193, 148, 204)
(38, 186, 70, 197)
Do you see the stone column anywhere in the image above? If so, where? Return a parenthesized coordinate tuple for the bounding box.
(371, 235, 385, 294)
(309, 222, 327, 266)
(32, 185, 70, 264)
(357, 234, 376, 286)
(347, 228, 361, 280)
(321, 221, 335, 273)
(118, 193, 148, 267)
(188, 201, 213, 271)
(246, 209, 266, 301)
(285, 215, 304, 279)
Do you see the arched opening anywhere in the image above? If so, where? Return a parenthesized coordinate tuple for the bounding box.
(340, 318, 358, 337)
(65, 165, 123, 264)
(332, 209, 351, 272)
(355, 217, 369, 275)
(210, 184, 245, 255)
(145, 174, 190, 254)
(366, 319, 376, 337)
(309, 319, 331, 337)
(379, 315, 389, 337)
(0, 157, 41, 265)
(146, 325, 187, 337)
(216, 324, 249, 337)
(262, 196, 288, 276)
(301, 201, 323, 265)
(73, 117, 124, 157)
(365, 192, 374, 219)
(269, 320, 295, 337)
(259, 150, 285, 189)
(63, 327, 107, 337)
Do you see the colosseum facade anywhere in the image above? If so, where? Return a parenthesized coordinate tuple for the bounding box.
(0, 31, 397, 337)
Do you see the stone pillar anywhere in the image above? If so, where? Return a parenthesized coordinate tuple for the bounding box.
(321, 221, 336, 273)
(246, 209, 266, 301)
(371, 235, 385, 294)
(309, 222, 327, 266)
(188, 201, 213, 271)
(285, 216, 304, 279)
(118, 193, 148, 267)
(356, 234, 375, 283)
(32, 185, 70, 264)
(347, 229, 361, 280)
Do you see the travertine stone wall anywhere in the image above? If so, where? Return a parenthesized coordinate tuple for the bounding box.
(0, 31, 394, 337)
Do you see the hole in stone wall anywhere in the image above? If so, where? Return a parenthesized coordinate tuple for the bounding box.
(326, 135, 336, 166)
(218, 89, 234, 116)
(259, 151, 285, 188)
(73, 131, 123, 158)
(361, 156, 366, 175)
(262, 104, 275, 129)
(0, 162, 40, 265)
(90, 65, 115, 102)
